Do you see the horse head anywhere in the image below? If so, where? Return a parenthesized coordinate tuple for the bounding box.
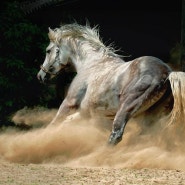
(37, 28, 70, 83)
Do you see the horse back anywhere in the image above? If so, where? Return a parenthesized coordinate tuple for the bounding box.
(133, 56, 172, 77)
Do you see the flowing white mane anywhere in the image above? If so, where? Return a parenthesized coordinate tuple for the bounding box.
(48, 23, 121, 58)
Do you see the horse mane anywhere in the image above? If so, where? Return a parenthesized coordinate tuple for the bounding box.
(48, 23, 122, 58)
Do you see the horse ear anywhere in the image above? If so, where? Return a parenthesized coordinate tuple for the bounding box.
(48, 27, 55, 41)
(48, 27, 53, 32)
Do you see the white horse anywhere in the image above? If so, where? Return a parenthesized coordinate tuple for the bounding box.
(37, 23, 185, 145)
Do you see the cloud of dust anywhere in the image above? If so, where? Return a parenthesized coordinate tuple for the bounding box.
(1, 107, 185, 170)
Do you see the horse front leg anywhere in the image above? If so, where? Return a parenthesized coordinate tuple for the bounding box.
(50, 98, 78, 125)
(50, 83, 87, 125)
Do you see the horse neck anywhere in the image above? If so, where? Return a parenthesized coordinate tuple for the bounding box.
(67, 39, 112, 72)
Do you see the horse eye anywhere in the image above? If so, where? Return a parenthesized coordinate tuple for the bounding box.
(56, 49, 59, 54)
(46, 50, 51, 54)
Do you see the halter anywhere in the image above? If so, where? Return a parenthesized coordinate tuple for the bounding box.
(40, 63, 67, 75)
(40, 65, 52, 75)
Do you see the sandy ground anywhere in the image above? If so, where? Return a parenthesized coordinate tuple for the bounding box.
(1, 107, 185, 185)
(1, 159, 185, 185)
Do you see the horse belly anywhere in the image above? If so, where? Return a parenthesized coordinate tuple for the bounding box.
(79, 68, 126, 118)
(81, 90, 119, 119)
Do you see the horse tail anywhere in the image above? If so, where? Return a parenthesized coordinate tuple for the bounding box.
(168, 71, 185, 126)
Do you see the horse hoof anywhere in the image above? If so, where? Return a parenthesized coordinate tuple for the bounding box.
(108, 131, 122, 145)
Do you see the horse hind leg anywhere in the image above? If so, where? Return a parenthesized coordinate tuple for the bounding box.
(109, 76, 168, 145)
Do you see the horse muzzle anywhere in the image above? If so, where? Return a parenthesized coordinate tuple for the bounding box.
(37, 70, 48, 83)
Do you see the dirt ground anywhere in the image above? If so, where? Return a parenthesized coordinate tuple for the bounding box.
(1, 108, 185, 185)
(0, 158, 185, 185)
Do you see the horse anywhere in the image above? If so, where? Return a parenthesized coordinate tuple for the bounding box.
(37, 22, 185, 145)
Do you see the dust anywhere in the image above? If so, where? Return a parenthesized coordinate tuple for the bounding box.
(1, 106, 185, 170)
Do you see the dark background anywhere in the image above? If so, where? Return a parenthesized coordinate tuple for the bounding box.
(28, 0, 182, 61)
(0, 0, 182, 126)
